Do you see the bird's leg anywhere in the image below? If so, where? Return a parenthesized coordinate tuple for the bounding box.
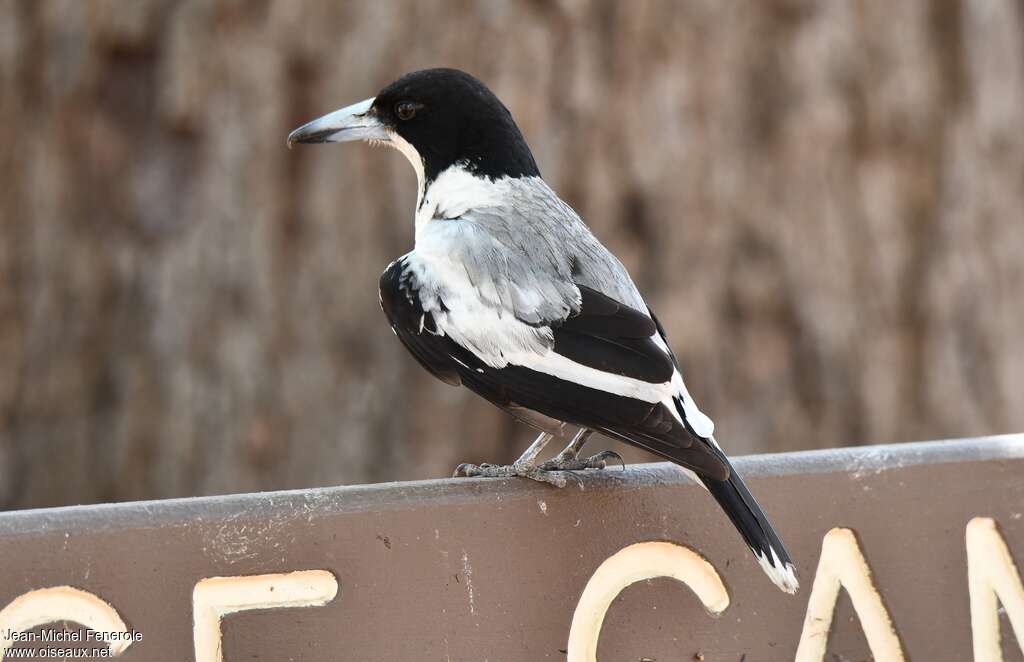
(513, 430, 556, 466)
(549, 428, 593, 463)
(537, 429, 624, 471)
(453, 432, 573, 487)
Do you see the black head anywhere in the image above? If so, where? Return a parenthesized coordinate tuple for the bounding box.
(289, 68, 539, 184)
(372, 69, 540, 182)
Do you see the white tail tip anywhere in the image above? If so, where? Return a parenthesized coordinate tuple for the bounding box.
(756, 547, 799, 594)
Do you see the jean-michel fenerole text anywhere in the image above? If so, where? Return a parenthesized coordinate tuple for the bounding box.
(0, 629, 143, 643)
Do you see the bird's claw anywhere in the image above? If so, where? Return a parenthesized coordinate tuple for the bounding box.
(452, 462, 482, 477)
(537, 449, 625, 472)
(452, 449, 622, 490)
(452, 462, 578, 488)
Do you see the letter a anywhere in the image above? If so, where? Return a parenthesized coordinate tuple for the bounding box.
(795, 528, 905, 661)
(967, 517, 1024, 661)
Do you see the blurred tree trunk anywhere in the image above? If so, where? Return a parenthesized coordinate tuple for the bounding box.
(1, 0, 1022, 509)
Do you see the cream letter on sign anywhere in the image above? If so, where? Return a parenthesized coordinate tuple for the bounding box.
(967, 517, 1024, 661)
(794, 528, 905, 662)
(566, 541, 730, 662)
(192, 570, 338, 662)
(0, 586, 135, 657)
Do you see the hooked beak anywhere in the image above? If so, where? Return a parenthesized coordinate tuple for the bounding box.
(287, 97, 388, 148)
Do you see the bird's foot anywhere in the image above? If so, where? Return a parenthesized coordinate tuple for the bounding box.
(452, 462, 579, 488)
(537, 449, 625, 472)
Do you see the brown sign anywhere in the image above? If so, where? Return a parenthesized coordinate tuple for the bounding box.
(1, 435, 1022, 661)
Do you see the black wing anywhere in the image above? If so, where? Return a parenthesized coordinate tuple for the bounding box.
(549, 286, 672, 384)
(379, 261, 728, 479)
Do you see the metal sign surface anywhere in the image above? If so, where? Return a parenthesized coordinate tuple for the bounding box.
(1, 435, 1022, 661)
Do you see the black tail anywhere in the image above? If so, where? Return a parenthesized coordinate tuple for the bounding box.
(600, 426, 799, 593)
(704, 461, 799, 593)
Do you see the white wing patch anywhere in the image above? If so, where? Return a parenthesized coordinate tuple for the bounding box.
(651, 318, 716, 438)
(504, 349, 674, 403)
(673, 370, 715, 438)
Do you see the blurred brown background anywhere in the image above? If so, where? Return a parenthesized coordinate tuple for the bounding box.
(1, 0, 1022, 510)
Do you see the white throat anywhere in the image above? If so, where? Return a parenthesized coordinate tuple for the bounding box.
(387, 132, 426, 208)
(381, 135, 515, 244)
(380, 141, 507, 242)
(415, 166, 507, 233)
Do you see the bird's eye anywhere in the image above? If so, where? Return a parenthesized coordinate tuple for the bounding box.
(395, 101, 420, 121)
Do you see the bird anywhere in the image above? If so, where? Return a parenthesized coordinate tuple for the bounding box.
(288, 68, 798, 594)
